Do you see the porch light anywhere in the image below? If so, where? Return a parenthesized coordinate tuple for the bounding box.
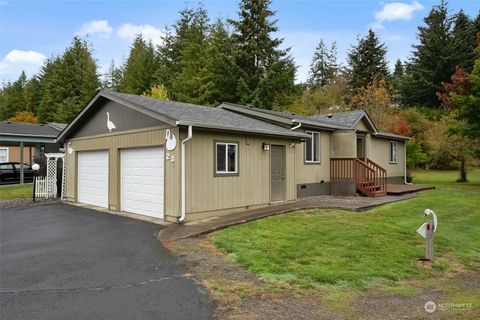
(262, 142, 270, 151)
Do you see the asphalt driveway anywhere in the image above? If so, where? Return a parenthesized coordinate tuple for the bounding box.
(0, 203, 215, 320)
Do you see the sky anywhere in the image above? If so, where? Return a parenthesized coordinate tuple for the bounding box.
(0, 0, 478, 84)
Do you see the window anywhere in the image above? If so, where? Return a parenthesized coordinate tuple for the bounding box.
(0, 148, 8, 163)
(215, 142, 238, 174)
(305, 131, 320, 163)
(389, 141, 397, 163)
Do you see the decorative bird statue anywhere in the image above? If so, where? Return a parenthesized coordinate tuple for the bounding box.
(424, 209, 437, 232)
(106, 112, 116, 132)
(67, 142, 74, 155)
(165, 129, 177, 151)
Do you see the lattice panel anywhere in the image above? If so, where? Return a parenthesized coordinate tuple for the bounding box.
(46, 158, 57, 198)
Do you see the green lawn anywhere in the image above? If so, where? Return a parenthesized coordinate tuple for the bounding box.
(0, 184, 33, 201)
(213, 169, 480, 289)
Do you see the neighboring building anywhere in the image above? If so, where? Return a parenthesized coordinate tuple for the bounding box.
(58, 90, 409, 223)
(0, 122, 66, 163)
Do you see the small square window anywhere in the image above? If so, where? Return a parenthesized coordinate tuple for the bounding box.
(215, 142, 238, 174)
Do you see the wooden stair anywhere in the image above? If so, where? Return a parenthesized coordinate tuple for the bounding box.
(330, 157, 387, 197)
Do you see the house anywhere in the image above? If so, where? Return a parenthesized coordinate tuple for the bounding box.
(0, 121, 66, 183)
(58, 90, 409, 223)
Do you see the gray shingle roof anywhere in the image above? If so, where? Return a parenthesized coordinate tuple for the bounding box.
(219, 102, 359, 130)
(0, 122, 65, 137)
(307, 110, 365, 128)
(104, 91, 308, 139)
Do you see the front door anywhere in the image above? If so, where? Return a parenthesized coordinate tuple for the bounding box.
(356, 134, 366, 159)
(271, 145, 286, 202)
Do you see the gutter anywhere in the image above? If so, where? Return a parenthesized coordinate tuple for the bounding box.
(178, 125, 193, 224)
(291, 121, 302, 131)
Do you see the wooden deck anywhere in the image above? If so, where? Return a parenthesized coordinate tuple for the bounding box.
(387, 184, 435, 195)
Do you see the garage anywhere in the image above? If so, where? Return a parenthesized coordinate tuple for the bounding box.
(121, 147, 164, 219)
(77, 150, 109, 208)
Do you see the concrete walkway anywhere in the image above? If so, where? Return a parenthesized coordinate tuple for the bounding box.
(159, 193, 416, 241)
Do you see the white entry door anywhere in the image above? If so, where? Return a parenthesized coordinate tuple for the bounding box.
(77, 150, 109, 208)
(121, 147, 164, 219)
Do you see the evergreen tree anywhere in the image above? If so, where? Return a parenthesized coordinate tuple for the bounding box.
(170, 6, 211, 104)
(121, 35, 158, 95)
(229, 0, 296, 109)
(400, 1, 456, 107)
(393, 59, 404, 78)
(452, 10, 478, 72)
(38, 37, 100, 123)
(0, 71, 27, 120)
(102, 60, 123, 90)
(348, 29, 389, 90)
(308, 40, 337, 89)
(201, 19, 239, 105)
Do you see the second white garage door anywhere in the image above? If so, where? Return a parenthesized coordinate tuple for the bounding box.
(121, 147, 164, 219)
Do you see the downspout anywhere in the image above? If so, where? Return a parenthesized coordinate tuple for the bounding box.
(178, 125, 193, 224)
(291, 121, 302, 131)
(404, 140, 412, 185)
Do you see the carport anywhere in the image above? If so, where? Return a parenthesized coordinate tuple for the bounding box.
(0, 122, 65, 184)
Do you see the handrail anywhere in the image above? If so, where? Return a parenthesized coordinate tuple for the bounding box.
(330, 157, 387, 196)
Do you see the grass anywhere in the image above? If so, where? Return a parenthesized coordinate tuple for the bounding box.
(213, 169, 480, 289)
(0, 183, 33, 200)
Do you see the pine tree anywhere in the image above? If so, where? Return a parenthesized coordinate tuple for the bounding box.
(393, 59, 404, 78)
(308, 40, 337, 89)
(400, 1, 456, 107)
(102, 60, 123, 90)
(0, 71, 27, 120)
(38, 37, 100, 123)
(170, 6, 211, 104)
(121, 35, 158, 95)
(201, 19, 239, 105)
(229, 0, 296, 109)
(452, 10, 478, 72)
(348, 29, 389, 90)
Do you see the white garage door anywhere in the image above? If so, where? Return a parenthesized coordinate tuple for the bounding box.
(78, 150, 109, 208)
(121, 147, 164, 219)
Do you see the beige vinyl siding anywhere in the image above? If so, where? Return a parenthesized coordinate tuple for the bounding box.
(295, 131, 331, 184)
(355, 118, 371, 132)
(330, 131, 356, 158)
(367, 136, 405, 178)
(64, 126, 180, 221)
(184, 130, 296, 217)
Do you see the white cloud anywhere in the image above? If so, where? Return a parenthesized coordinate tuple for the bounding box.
(77, 20, 112, 38)
(0, 50, 46, 80)
(369, 22, 386, 31)
(117, 23, 165, 46)
(375, 1, 424, 22)
(3, 49, 46, 64)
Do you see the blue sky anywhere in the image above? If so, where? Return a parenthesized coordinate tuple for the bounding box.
(0, 0, 478, 84)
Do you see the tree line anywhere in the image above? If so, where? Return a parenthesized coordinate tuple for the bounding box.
(0, 0, 479, 179)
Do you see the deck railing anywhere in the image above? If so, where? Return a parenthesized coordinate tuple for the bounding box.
(330, 158, 387, 196)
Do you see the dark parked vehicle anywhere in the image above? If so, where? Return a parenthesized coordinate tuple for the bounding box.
(0, 162, 34, 184)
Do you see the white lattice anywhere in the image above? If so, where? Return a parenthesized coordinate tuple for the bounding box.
(46, 158, 57, 198)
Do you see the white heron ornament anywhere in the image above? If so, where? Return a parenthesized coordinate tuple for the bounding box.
(106, 112, 116, 132)
(165, 129, 177, 151)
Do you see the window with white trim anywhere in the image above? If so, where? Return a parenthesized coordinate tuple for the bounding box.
(305, 131, 321, 163)
(0, 148, 8, 163)
(215, 142, 238, 174)
(389, 141, 397, 163)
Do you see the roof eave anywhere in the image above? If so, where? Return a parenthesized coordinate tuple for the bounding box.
(373, 132, 411, 141)
(176, 121, 309, 139)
